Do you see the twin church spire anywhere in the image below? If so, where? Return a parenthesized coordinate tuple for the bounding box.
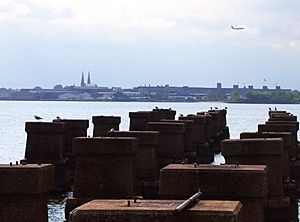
(80, 71, 91, 87)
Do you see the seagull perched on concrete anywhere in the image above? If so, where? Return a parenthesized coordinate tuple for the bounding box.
(34, 115, 43, 120)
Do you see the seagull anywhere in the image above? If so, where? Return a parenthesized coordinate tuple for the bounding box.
(269, 107, 272, 111)
(274, 107, 277, 111)
(225, 107, 228, 110)
(56, 116, 61, 121)
(155, 106, 159, 109)
(214, 107, 218, 110)
(110, 128, 115, 132)
(34, 115, 43, 120)
(210, 107, 213, 110)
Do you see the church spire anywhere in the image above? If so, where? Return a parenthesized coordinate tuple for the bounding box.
(87, 71, 91, 85)
(81, 71, 85, 87)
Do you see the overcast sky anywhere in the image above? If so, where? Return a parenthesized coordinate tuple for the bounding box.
(0, 0, 300, 89)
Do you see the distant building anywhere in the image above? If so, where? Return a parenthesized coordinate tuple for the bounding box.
(81, 71, 85, 87)
(80, 71, 97, 88)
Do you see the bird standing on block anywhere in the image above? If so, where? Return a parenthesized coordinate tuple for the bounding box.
(34, 115, 43, 120)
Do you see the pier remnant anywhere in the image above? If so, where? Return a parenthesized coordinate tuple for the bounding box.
(0, 163, 54, 222)
(69, 199, 245, 222)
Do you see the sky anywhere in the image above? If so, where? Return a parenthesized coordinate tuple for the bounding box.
(0, 0, 300, 89)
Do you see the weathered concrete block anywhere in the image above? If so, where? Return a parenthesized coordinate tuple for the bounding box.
(152, 108, 176, 119)
(269, 114, 297, 122)
(283, 181, 298, 221)
(92, 116, 121, 136)
(159, 164, 267, 222)
(159, 164, 268, 198)
(240, 132, 291, 179)
(69, 199, 245, 222)
(129, 111, 161, 131)
(53, 119, 89, 154)
(25, 122, 67, 161)
(0, 164, 54, 193)
(73, 137, 137, 198)
(268, 111, 288, 117)
(161, 119, 195, 153)
(179, 115, 207, 144)
(0, 164, 54, 222)
(147, 122, 185, 159)
(264, 196, 291, 222)
(258, 124, 298, 160)
(266, 121, 299, 131)
(221, 138, 284, 198)
(105, 131, 159, 181)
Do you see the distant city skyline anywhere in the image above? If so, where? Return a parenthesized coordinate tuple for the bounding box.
(0, 1, 299, 89)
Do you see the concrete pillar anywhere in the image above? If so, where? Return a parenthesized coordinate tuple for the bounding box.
(52, 119, 89, 185)
(152, 108, 176, 120)
(159, 164, 268, 222)
(129, 111, 161, 131)
(240, 132, 291, 180)
(52, 119, 89, 155)
(65, 137, 138, 221)
(0, 163, 54, 222)
(92, 116, 121, 136)
(24, 122, 68, 190)
(258, 124, 298, 160)
(269, 114, 297, 122)
(147, 122, 185, 169)
(72, 137, 137, 198)
(105, 131, 159, 181)
(179, 115, 213, 163)
(160, 119, 196, 153)
(222, 138, 284, 197)
(69, 199, 245, 222)
(221, 138, 294, 222)
(25, 122, 67, 161)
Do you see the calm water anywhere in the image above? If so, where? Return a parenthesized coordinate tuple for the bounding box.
(1, 101, 300, 221)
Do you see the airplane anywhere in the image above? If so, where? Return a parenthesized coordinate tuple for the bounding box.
(231, 25, 245, 30)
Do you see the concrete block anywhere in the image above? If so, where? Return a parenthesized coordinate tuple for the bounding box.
(69, 199, 245, 222)
(129, 111, 161, 131)
(221, 138, 284, 198)
(53, 119, 89, 154)
(92, 116, 121, 136)
(0, 164, 54, 222)
(25, 122, 67, 161)
(105, 131, 159, 181)
(159, 164, 268, 198)
(147, 122, 185, 158)
(258, 124, 298, 160)
(240, 132, 291, 179)
(0, 164, 54, 194)
(159, 164, 267, 222)
(161, 119, 195, 153)
(152, 108, 176, 119)
(72, 137, 137, 198)
(266, 121, 299, 131)
(179, 115, 207, 143)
